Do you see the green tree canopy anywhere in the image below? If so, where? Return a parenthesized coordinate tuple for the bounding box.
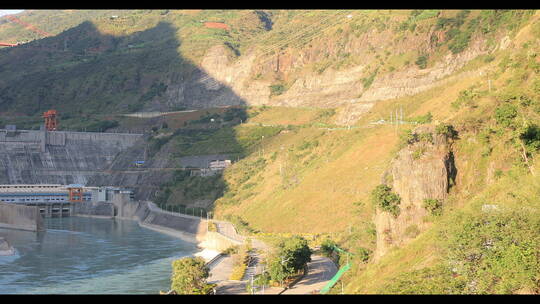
(170, 257, 213, 294)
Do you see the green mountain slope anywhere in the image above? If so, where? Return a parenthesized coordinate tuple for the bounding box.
(1, 9, 540, 294)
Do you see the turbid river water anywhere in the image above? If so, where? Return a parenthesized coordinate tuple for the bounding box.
(0, 216, 198, 294)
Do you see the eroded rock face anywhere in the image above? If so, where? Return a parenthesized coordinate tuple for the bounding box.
(374, 125, 456, 260)
(159, 31, 490, 120)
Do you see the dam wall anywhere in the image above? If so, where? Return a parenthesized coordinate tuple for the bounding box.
(71, 201, 115, 218)
(0, 129, 143, 185)
(0, 202, 44, 231)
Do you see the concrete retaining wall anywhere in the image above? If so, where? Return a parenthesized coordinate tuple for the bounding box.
(72, 201, 115, 218)
(112, 195, 206, 243)
(199, 231, 243, 252)
(0, 202, 44, 231)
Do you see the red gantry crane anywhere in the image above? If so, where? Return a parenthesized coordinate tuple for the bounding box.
(43, 110, 59, 131)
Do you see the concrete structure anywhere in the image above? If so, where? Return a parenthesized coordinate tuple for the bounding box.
(112, 194, 206, 243)
(0, 128, 143, 185)
(0, 184, 92, 204)
(0, 184, 133, 218)
(71, 201, 115, 218)
(0, 202, 44, 231)
(208, 159, 231, 170)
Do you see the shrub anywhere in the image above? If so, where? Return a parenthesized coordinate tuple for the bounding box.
(320, 238, 337, 257)
(354, 247, 372, 263)
(495, 103, 518, 129)
(423, 198, 443, 216)
(269, 83, 286, 96)
(399, 129, 416, 147)
(435, 123, 458, 139)
(415, 55, 428, 69)
(442, 211, 540, 294)
(418, 132, 434, 143)
(230, 246, 250, 280)
(371, 184, 401, 217)
(452, 88, 480, 109)
(519, 124, 540, 153)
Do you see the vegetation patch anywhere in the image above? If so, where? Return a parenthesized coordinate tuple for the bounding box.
(371, 184, 401, 217)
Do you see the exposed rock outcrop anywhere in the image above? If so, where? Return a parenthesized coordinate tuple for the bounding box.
(0, 237, 15, 256)
(162, 32, 490, 121)
(374, 125, 456, 260)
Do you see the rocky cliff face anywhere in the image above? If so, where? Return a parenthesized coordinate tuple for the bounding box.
(161, 31, 496, 125)
(374, 125, 456, 260)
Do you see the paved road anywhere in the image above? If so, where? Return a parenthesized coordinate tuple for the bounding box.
(208, 255, 234, 284)
(208, 222, 337, 295)
(281, 255, 338, 295)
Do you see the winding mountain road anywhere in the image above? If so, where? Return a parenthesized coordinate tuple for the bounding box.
(281, 255, 338, 295)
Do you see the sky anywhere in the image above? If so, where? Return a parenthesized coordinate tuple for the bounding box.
(0, 10, 24, 17)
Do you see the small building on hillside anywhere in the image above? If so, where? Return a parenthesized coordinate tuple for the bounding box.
(208, 159, 231, 170)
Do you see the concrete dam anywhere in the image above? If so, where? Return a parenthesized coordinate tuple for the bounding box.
(0, 128, 143, 185)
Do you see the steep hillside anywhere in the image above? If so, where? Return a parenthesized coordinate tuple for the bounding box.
(0, 10, 533, 123)
(1, 9, 540, 294)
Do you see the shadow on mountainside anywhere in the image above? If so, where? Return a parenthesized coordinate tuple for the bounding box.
(0, 20, 254, 217)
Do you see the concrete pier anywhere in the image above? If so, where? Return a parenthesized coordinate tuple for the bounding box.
(0, 202, 44, 231)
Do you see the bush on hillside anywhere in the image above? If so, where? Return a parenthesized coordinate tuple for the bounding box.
(415, 55, 428, 69)
(435, 123, 458, 139)
(320, 238, 337, 257)
(442, 211, 540, 294)
(495, 103, 518, 129)
(371, 184, 401, 217)
(423, 198, 443, 216)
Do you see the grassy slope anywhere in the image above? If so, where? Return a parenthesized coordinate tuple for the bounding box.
(342, 13, 540, 293)
(204, 11, 540, 294)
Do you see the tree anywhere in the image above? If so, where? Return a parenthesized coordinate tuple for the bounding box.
(371, 184, 401, 217)
(170, 257, 213, 294)
(279, 235, 312, 272)
(268, 235, 312, 285)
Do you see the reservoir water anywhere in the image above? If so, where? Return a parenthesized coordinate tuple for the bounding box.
(0, 216, 198, 294)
